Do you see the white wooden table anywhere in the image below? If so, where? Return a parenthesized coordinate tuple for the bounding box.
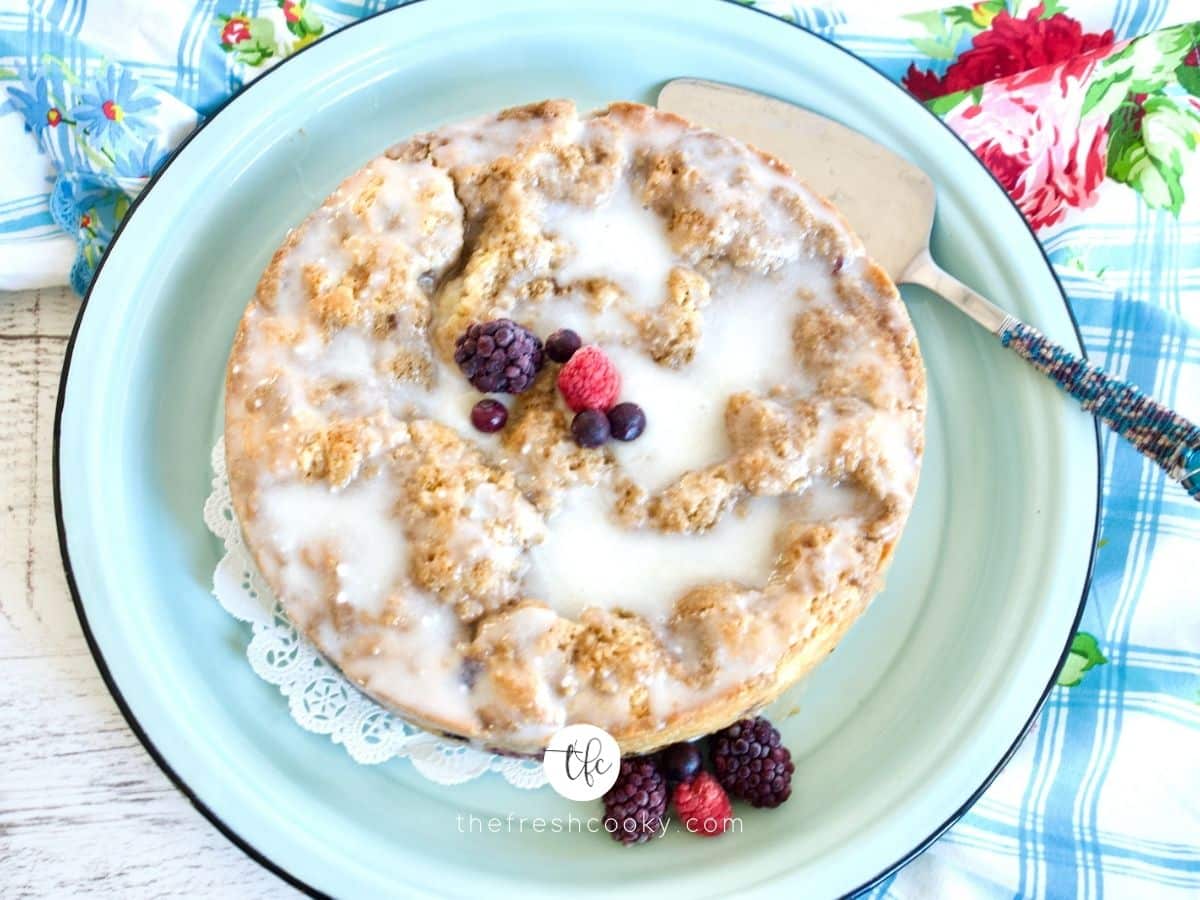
(0, 287, 297, 898)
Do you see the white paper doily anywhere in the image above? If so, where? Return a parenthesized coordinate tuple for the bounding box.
(203, 438, 546, 789)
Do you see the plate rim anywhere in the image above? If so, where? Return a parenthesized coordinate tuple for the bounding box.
(51, 1, 1101, 896)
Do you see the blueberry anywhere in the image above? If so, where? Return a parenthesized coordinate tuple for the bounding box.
(571, 409, 610, 447)
(460, 658, 482, 688)
(607, 402, 646, 441)
(660, 741, 702, 784)
(470, 399, 508, 433)
(545, 328, 582, 363)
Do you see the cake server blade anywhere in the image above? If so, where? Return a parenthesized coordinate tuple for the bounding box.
(656, 78, 1200, 500)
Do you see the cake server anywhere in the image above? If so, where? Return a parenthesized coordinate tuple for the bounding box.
(658, 78, 1200, 501)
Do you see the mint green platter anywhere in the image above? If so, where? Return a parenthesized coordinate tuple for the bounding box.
(55, 1, 1099, 896)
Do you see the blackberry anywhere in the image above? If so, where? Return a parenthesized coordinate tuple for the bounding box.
(711, 716, 794, 808)
(454, 319, 544, 394)
(602, 757, 668, 845)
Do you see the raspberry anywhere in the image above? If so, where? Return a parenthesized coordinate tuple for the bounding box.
(603, 757, 668, 845)
(711, 717, 794, 808)
(454, 319, 543, 394)
(557, 345, 620, 412)
(672, 771, 733, 837)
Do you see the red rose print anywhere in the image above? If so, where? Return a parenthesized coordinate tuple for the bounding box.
(947, 56, 1108, 230)
(904, 3, 1115, 101)
(1185, 46, 1200, 68)
(80, 214, 91, 229)
(221, 16, 252, 47)
(46, 107, 62, 127)
(282, 0, 301, 23)
(902, 66, 945, 102)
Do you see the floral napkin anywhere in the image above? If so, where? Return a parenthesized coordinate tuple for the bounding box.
(3, 1, 1198, 897)
(904, 5, 1199, 230)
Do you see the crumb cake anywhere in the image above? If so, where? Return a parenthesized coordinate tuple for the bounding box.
(224, 100, 926, 755)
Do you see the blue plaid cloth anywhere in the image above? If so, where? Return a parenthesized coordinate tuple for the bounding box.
(2, 1, 1197, 896)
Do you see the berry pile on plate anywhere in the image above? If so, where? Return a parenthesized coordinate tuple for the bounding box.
(602, 716, 795, 845)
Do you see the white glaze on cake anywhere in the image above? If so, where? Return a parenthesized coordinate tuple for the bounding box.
(224, 100, 926, 754)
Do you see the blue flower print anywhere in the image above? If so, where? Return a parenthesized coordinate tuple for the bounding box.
(111, 140, 168, 179)
(54, 174, 129, 295)
(70, 68, 158, 151)
(50, 173, 112, 234)
(2, 72, 68, 142)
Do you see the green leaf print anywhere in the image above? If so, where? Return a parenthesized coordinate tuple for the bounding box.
(927, 2, 1006, 30)
(1177, 62, 1200, 100)
(909, 1, 1004, 58)
(1107, 93, 1200, 216)
(82, 238, 101, 270)
(278, 0, 325, 41)
(1056, 632, 1108, 688)
(215, 14, 278, 67)
(1143, 95, 1200, 162)
(906, 10, 978, 61)
(242, 18, 278, 66)
(1082, 68, 1133, 120)
(926, 85, 982, 116)
(943, 6, 981, 28)
(1084, 24, 1200, 119)
(927, 89, 969, 115)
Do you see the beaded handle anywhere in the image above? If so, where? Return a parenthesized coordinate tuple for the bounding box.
(999, 320, 1200, 501)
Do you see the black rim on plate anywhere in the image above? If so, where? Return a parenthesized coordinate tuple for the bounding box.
(52, 1, 1102, 896)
